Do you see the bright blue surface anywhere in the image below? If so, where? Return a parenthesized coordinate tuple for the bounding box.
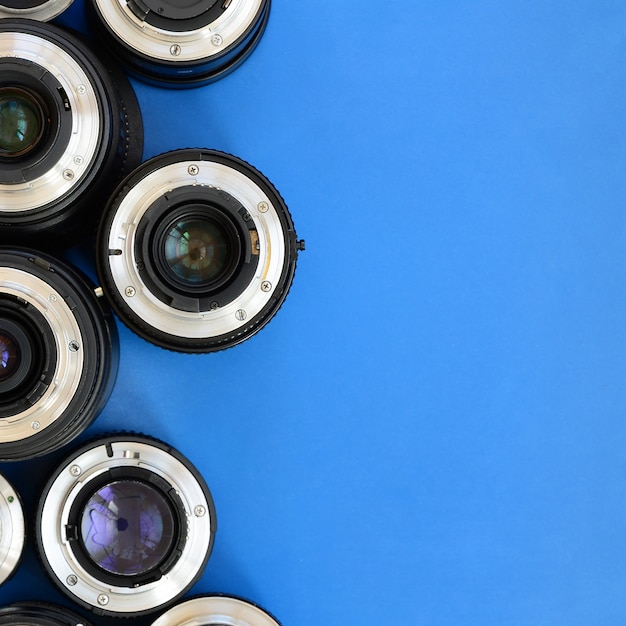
(2, 1, 626, 624)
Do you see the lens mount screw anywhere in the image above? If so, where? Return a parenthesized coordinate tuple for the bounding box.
(125, 286, 136, 297)
(235, 309, 247, 321)
(69, 340, 80, 352)
(97, 594, 109, 606)
(188, 164, 199, 176)
(63, 169, 75, 181)
(66, 574, 78, 586)
(211, 34, 223, 47)
(194, 505, 206, 517)
(258, 201, 269, 213)
(74, 155, 84, 165)
(76, 84, 86, 95)
(261, 281, 272, 292)
(170, 44, 182, 56)
(70, 464, 81, 476)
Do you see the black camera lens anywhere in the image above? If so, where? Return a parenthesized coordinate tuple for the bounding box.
(0, 248, 119, 461)
(0, 1, 74, 22)
(97, 149, 304, 353)
(0, 19, 143, 247)
(36, 433, 216, 618)
(151, 596, 281, 626)
(0, 602, 93, 626)
(87, 0, 270, 87)
(0, 472, 24, 586)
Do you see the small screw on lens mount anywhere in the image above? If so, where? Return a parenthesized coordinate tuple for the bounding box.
(36, 433, 217, 618)
(150, 595, 281, 626)
(87, 0, 271, 87)
(0, 248, 119, 461)
(97, 149, 304, 353)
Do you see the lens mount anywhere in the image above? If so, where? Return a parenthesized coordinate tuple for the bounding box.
(0, 19, 143, 246)
(88, 0, 270, 87)
(0, 248, 119, 461)
(0, 602, 94, 626)
(0, 472, 24, 586)
(97, 149, 303, 353)
(0, 1, 74, 22)
(151, 596, 281, 626)
(36, 434, 216, 617)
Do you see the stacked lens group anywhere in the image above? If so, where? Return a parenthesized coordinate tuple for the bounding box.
(0, 1, 302, 624)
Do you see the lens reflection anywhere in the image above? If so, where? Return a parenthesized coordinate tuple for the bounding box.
(80, 480, 176, 576)
(164, 218, 229, 284)
(0, 332, 19, 382)
(0, 88, 44, 157)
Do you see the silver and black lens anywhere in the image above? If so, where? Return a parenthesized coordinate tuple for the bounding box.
(0, 248, 119, 461)
(0, 472, 24, 585)
(35, 433, 216, 617)
(97, 149, 304, 353)
(151, 595, 281, 626)
(0, 1, 73, 21)
(0, 19, 143, 247)
(87, 0, 270, 87)
(0, 602, 93, 626)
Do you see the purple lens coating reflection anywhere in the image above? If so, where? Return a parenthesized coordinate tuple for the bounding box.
(80, 479, 176, 576)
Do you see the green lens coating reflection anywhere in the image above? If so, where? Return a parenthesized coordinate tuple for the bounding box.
(0, 89, 44, 157)
(164, 218, 229, 284)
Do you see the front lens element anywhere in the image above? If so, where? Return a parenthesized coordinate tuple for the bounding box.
(80, 480, 176, 577)
(164, 218, 229, 285)
(0, 88, 44, 158)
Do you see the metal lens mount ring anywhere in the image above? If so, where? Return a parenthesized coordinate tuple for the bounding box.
(151, 596, 281, 626)
(0, 602, 94, 626)
(0, 20, 143, 246)
(88, 0, 270, 86)
(36, 434, 216, 617)
(0, 1, 74, 21)
(0, 472, 24, 586)
(97, 149, 303, 353)
(0, 248, 119, 461)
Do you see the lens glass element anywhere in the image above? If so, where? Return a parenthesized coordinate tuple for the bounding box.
(0, 332, 20, 382)
(164, 217, 229, 285)
(0, 88, 44, 157)
(80, 480, 176, 576)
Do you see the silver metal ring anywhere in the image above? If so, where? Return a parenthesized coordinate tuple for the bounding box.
(0, 472, 24, 586)
(0, 267, 84, 444)
(0, 31, 101, 212)
(37, 436, 215, 616)
(151, 596, 281, 626)
(0, 0, 73, 21)
(94, 0, 264, 63)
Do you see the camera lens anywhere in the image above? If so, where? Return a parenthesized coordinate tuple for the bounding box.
(0, 19, 143, 247)
(0, 602, 93, 626)
(151, 596, 281, 626)
(87, 0, 270, 87)
(0, 1, 74, 22)
(36, 433, 216, 617)
(0, 248, 119, 461)
(97, 149, 304, 353)
(0, 472, 24, 586)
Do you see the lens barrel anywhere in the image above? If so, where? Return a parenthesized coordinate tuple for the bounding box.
(0, 472, 24, 586)
(151, 595, 281, 626)
(0, 1, 74, 21)
(87, 0, 271, 87)
(0, 248, 119, 461)
(97, 149, 304, 353)
(0, 19, 143, 247)
(36, 433, 216, 617)
(0, 602, 93, 626)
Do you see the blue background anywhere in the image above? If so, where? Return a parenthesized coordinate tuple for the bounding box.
(2, 1, 626, 624)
